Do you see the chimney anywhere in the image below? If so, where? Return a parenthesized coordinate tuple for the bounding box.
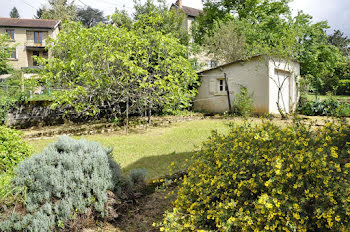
(176, 0, 182, 8)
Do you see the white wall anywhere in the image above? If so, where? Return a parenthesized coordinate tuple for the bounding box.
(194, 57, 270, 113)
(268, 58, 300, 114)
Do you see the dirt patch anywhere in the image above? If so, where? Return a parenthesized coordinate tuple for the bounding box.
(22, 115, 204, 140)
(79, 185, 176, 232)
(22, 114, 347, 140)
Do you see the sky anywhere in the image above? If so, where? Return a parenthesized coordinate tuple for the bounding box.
(1, 0, 349, 36)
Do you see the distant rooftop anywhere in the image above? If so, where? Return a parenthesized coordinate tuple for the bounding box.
(171, 0, 203, 18)
(181, 5, 203, 17)
(0, 18, 61, 29)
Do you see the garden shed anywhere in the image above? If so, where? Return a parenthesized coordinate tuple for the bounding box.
(194, 56, 300, 114)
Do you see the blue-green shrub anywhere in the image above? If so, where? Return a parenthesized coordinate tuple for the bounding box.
(299, 98, 340, 116)
(0, 136, 123, 231)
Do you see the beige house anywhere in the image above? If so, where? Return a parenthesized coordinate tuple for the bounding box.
(0, 17, 61, 69)
(171, 1, 218, 70)
(171, 0, 202, 33)
(194, 56, 300, 115)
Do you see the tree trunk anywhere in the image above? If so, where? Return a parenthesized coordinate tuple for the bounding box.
(126, 97, 129, 135)
(148, 103, 152, 126)
(277, 88, 288, 120)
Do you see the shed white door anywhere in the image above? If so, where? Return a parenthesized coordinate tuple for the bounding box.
(273, 70, 290, 114)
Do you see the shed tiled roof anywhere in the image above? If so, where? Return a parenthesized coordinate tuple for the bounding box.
(181, 6, 203, 17)
(0, 18, 61, 29)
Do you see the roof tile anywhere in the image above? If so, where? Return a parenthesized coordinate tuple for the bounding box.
(0, 18, 60, 29)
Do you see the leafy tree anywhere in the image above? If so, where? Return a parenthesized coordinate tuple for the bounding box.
(0, 34, 12, 74)
(193, 0, 291, 44)
(77, 6, 105, 28)
(9, 7, 20, 18)
(328, 30, 350, 57)
(203, 20, 246, 62)
(38, 20, 198, 129)
(110, 9, 133, 29)
(112, 0, 190, 45)
(42, 0, 77, 22)
(294, 15, 346, 94)
(34, 8, 43, 19)
(200, 0, 346, 97)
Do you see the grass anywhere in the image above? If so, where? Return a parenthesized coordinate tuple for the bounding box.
(306, 94, 350, 103)
(28, 119, 233, 180)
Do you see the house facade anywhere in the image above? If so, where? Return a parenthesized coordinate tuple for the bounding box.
(171, 0, 218, 70)
(194, 56, 300, 115)
(171, 0, 201, 34)
(0, 18, 61, 69)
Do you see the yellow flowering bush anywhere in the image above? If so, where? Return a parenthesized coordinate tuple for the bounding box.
(161, 120, 350, 231)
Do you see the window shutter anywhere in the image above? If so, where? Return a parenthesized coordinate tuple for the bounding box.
(209, 79, 216, 94)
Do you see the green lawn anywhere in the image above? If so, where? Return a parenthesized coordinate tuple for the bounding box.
(306, 94, 350, 102)
(28, 119, 232, 180)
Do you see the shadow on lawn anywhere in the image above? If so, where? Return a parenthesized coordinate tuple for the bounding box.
(106, 152, 194, 231)
(123, 151, 194, 180)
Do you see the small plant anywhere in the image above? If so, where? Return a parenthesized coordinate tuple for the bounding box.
(232, 87, 253, 117)
(0, 126, 32, 174)
(336, 103, 350, 117)
(129, 169, 147, 185)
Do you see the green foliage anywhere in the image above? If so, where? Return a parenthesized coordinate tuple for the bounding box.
(42, 0, 76, 22)
(9, 7, 20, 18)
(0, 98, 13, 125)
(110, 9, 133, 29)
(133, 0, 190, 46)
(203, 20, 246, 62)
(337, 103, 350, 117)
(0, 126, 31, 174)
(77, 6, 105, 28)
(196, 1, 347, 98)
(327, 30, 350, 57)
(38, 19, 198, 118)
(193, 0, 291, 45)
(0, 136, 124, 231)
(0, 73, 28, 124)
(298, 97, 350, 117)
(337, 80, 350, 95)
(298, 99, 338, 116)
(232, 87, 253, 117)
(161, 121, 350, 231)
(0, 34, 13, 75)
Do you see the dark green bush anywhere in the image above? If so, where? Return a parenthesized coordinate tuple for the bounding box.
(161, 121, 350, 231)
(232, 87, 253, 117)
(0, 126, 31, 174)
(337, 80, 350, 95)
(0, 136, 145, 231)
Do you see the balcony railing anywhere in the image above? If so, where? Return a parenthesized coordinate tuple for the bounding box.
(25, 40, 46, 47)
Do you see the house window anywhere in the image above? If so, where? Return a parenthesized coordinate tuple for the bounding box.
(219, 79, 227, 92)
(6, 29, 15, 40)
(9, 49, 16, 59)
(34, 31, 43, 45)
(4, 48, 16, 59)
(33, 51, 40, 66)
